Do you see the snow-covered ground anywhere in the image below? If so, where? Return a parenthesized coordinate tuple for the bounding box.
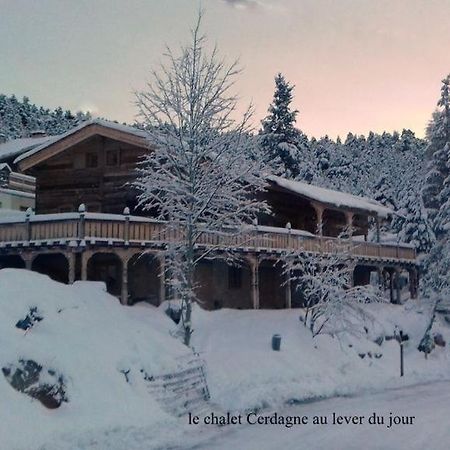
(180, 381, 450, 450)
(1, 269, 449, 450)
(0, 269, 191, 450)
(190, 301, 450, 412)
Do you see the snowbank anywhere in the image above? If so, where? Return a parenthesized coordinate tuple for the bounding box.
(1, 270, 450, 449)
(0, 269, 191, 450)
(190, 302, 450, 412)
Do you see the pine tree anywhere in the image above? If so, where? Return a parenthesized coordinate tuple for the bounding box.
(0, 94, 91, 141)
(260, 74, 301, 177)
(395, 189, 435, 253)
(423, 75, 450, 227)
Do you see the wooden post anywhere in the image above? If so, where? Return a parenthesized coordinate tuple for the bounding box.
(312, 203, 324, 236)
(345, 212, 354, 239)
(375, 216, 381, 243)
(377, 266, 383, 290)
(81, 251, 88, 281)
(123, 207, 130, 243)
(68, 252, 76, 284)
(78, 204, 86, 240)
(159, 253, 166, 305)
(121, 257, 128, 305)
(415, 267, 419, 300)
(23, 253, 33, 271)
(249, 256, 259, 310)
(285, 271, 292, 309)
(389, 269, 394, 303)
(395, 268, 401, 304)
(286, 222, 292, 250)
(25, 208, 32, 241)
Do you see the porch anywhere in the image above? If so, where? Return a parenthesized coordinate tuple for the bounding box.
(0, 209, 418, 307)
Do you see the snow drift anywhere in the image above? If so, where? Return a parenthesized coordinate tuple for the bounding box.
(0, 269, 191, 450)
(1, 269, 450, 450)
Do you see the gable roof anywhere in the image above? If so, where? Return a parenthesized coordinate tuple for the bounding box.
(0, 136, 51, 163)
(13, 119, 149, 171)
(268, 175, 393, 218)
(0, 163, 11, 172)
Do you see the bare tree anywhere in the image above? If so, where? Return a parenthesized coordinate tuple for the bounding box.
(134, 12, 268, 346)
(281, 238, 382, 337)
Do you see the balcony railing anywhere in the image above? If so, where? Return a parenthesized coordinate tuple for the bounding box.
(0, 211, 416, 262)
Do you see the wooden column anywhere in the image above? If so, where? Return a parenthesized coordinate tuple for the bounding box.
(121, 257, 129, 306)
(375, 216, 381, 243)
(348, 262, 356, 288)
(394, 268, 401, 304)
(81, 251, 88, 281)
(285, 270, 292, 309)
(388, 269, 394, 303)
(159, 253, 166, 305)
(23, 253, 33, 271)
(409, 267, 419, 300)
(312, 203, 324, 236)
(376, 266, 383, 290)
(345, 211, 354, 239)
(68, 252, 76, 284)
(249, 256, 259, 310)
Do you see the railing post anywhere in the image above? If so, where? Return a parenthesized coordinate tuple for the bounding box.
(123, 207, 130, 243)
(25, 207, 32, 241)
(253, 217, 258, 250)
(286, 222, 292, 249)
(78, 204, 86, 240)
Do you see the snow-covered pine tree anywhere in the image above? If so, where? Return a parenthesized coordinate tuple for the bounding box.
(422, 75, 450, 229)
(395, 188, 435, 253)
(134, 13, 268, 346)
(260, 74, 302, 177)
(0, 94, 90, 141)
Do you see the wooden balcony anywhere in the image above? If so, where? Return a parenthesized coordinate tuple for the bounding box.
(0, 212, 416, 263)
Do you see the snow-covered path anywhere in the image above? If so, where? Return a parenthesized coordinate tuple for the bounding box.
(183, 381, 450, 450)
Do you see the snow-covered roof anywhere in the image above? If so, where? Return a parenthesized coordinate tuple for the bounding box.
(0, 187, 35, 199)
(268, 175, 393, 218)
(0, 162, 11, 172)
(13, 119, 148, 165)
(0, 136, 51, 162)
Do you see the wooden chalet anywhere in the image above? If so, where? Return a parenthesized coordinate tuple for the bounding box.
(0, 119, 419, 309)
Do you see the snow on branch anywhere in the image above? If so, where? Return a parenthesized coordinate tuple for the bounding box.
(134, 12, 269, 345)
(280, 236, 383, 338)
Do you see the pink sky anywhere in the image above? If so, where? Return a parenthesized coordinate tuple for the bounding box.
(1, 0, 450, 138)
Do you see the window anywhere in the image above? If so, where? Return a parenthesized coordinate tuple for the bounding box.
(106, 149, 119, 167)
(228, 266, 242, 289)
(73, 154, 84, 169)
(86, 152, 98, 168)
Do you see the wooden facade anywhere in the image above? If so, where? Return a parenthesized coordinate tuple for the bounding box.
(0, 120, 419, 309)
(18, 124, 147, 214)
